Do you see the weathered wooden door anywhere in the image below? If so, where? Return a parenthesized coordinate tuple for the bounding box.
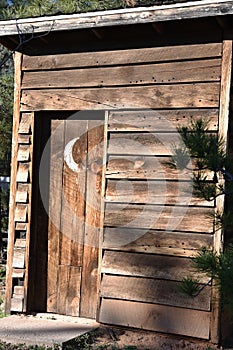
(46, 114, 104, 318)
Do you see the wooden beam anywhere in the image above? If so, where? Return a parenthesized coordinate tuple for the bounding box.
(0, 0, 232, 36)
(211, 39, 232, 344)
(5, 52, 22, 315)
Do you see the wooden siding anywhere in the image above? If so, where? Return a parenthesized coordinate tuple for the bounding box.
(20, 43, 222, 112)
(6, 38, 231, 343)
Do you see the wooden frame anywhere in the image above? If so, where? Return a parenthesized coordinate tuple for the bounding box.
(5, 52, 22, 314)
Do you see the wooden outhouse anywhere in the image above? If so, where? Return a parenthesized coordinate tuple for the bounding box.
(0, 0, 233, 344)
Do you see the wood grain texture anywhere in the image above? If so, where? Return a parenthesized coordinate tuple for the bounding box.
(5, 52, 22, 314)
(108, 109, 219, 132)
(101, 274, 211, 311)
(18, 113, 32, 134)
(211, 40, 232, 345)
(10, 297, 23, 312)
(12, 248, 25, 268)
(60, 120, 87, 268)
(12, 269, 24, 278)
(105, 203, 214, 233)
(101, 251, 208, 283)
(22, 59, 221, 89)
(22, 43, 222, 70)
(21, 83, 220, 111)
(14, 204, 27, 222)
(108, 132, 194, 156)
(17, 145, 30, 162)
(15, 223, 27, 231)
(80, 121, 104, 318)
(18, 134, 31, 144)
(106, 155, 194, 180)
(57, 265, 81, 316)
(105, 179, 213, 206)
(16, 184, 28, 203)
(47, 120, 65, 313)
(103, 227, 213, 257)
(0, 1, 231, 35)
(16, 163, 29, 183)
(99, 299, 210, 339)
(23, 112, 34, 312)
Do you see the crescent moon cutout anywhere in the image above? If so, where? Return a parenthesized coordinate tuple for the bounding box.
(64, 137, 80, 173)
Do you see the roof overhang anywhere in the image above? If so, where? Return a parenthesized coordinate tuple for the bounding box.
(0, 0, 232, 36)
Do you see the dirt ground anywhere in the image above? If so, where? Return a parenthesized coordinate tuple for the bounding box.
(66, 326, 221, 350)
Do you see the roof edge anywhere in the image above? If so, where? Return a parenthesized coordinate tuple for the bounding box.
(0, 0, 232, 37)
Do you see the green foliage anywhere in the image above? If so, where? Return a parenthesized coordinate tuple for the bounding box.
(177, 276, 200, 297)
(170, 145, 190, 170)
(0, 0, 165, 20)
(178, 119, 227, 172)
(0, 72, 13, 172)
(180, 245, 233, 312)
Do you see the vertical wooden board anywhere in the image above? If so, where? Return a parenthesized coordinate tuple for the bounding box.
(99, 299, 210, 339)
(211, 40, 232, 344)
(47, 120, 65, 313)
(57, 265, 81, 316)
(80, 120, 104, 318)
(60, 120, 88, 268)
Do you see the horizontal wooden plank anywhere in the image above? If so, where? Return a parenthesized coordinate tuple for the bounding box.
(18, 113, 32, 134)
(15, 222, 27, 231)
(105, 203, 213, 233)
(13, 286, 24, 296)
(16, 163, 29, 183)
(20, 83, 220, 111)
(11, 297, 23, 312)
(17, 145, 30, 162)
(22, 59, 221, 89)
(101, 274, 211, 311)
(12, 269, 24, 278)
(106, 155, 193, 180)
(12, 247, 25, 268)
(106, 180, 214, 206)
(22, 43, 222, 70)
(14, 239, 26, 248)
(14, 204, 27, 223)
(99, 299, 210, 339)
(103, 227, 213, 257)
(108, 132, 191, 156)
(108, 109, 219, 132)
(18, 134, 31, 144)
(101, 251, 208, 283)
(16, 184, 29, 203)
